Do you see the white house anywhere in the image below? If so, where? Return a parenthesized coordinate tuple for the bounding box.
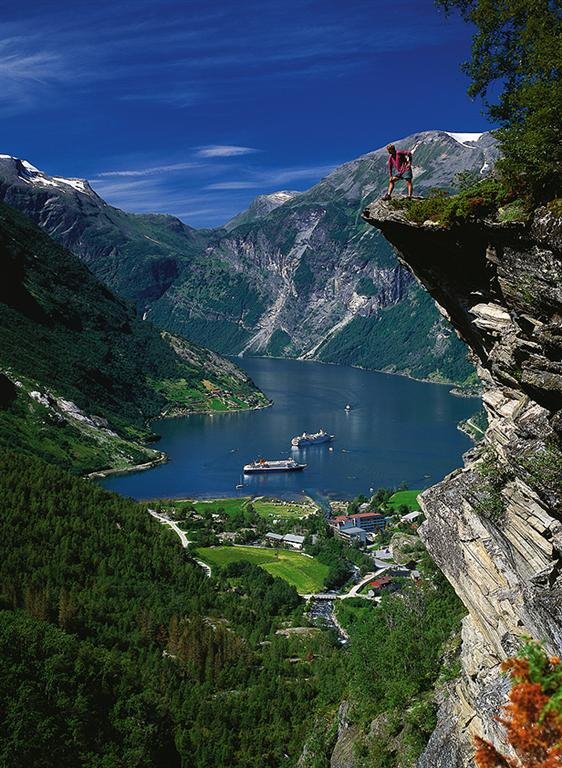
(400, 510, 422, 524)
(282, 533, 305, 550)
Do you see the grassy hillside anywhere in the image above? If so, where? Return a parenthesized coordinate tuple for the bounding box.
(196, 546, 330, 594)
(0, 203, 267, 473)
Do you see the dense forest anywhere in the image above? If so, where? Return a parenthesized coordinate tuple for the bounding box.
(0, 451, 343, 767)
(0, 450, 464, 767)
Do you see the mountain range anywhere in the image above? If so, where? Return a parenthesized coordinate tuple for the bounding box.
(0, 131, 500, 384)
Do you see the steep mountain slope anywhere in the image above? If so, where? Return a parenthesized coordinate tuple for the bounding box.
(0, 132, 499, 383)
(0, 155, 211, 303)
(363, 199, 562, 765)
(150, 131, 497, 382)
(224, 190, 300, 230)
(0, 203, 267, 473)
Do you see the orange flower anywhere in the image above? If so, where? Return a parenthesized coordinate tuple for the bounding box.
(475, 647, 562, 768)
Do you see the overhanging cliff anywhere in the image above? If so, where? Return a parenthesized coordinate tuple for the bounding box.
(362, 200, 562, 766)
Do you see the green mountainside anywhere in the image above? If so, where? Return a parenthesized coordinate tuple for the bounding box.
(0, 451, 463, 768)
(0, 450, 340, 767)
(0, 131, 500, 386)
(0, 157, 212, 304)
(316, 285, 474, 384)
(0, 203, 267, 473)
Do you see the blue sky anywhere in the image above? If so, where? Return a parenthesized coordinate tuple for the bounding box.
(1, 0, 490, 227)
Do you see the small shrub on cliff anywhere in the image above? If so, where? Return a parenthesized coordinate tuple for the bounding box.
(474, 641, 562, 768)
(393, 178, 517, 226)
(520, 441, 562, 495)
(547, 199, 562, 218)
(474, 449, 509, 524)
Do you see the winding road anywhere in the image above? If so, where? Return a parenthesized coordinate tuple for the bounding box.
(148, 508, 212, 577)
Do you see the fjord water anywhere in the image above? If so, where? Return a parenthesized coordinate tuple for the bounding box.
(101, 358, 477, 501)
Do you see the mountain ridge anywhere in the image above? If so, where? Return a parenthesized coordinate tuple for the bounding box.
(0, 130, 500, 385)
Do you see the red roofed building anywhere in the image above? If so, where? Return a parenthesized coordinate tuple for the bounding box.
(368, 576, 393, 590)
(330, 511, 387, 533)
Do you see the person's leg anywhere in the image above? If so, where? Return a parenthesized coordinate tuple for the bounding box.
(384, 178, 395, 200)
(406, 179, 413, 198)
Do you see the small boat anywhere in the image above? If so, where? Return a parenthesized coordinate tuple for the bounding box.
(345, 404, 352, 411)
(243, 458, 306, 474)
(235, 483, 244, 489)
(291, 429, 334, 448)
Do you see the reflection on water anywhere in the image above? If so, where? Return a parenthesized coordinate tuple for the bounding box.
(101, 358, 478, 501)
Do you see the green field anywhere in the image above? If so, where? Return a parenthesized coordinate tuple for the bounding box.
(167, 496, 315, 520)
(252, 499, 316, 519)
(192, 498, 247, 515)
(386, 490, 422, 512)
(195, 546, 329, 594)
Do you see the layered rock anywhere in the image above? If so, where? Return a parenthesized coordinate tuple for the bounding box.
(363, 200, 562, 765)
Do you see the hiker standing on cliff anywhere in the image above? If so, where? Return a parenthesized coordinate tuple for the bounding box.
(383, 144, 413, 200)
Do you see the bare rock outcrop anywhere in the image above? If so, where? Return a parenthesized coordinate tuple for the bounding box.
(362, 200, 562, 765)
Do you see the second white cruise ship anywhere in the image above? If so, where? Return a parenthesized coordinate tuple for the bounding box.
(291, 429, 335, 448)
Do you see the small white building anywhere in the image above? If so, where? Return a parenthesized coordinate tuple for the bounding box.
(283, 533, 305, 551)
(400, 510, 422, 524)
(336, 526, 367, 545)
(265, 532, 305, 551)
(410, 569, 422, 582)
(373, 548, 393, 562)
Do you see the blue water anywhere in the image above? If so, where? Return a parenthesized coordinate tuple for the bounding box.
(101, 358, 477, 501)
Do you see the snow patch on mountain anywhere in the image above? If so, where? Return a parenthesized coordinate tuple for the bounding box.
(224, 190, 300, 229)
(0, 153, 92, 195)
(444, 132, 485, 147)
(22, 160, 41, 173)
(52, 177, 90, 193)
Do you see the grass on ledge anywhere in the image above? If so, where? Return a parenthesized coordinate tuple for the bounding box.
(391, 178, 530, 227)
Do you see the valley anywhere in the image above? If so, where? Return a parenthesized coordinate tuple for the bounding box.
(0, 130, 500, 387)
(1, 0, 561, 763)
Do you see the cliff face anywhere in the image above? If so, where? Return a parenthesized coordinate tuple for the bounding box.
(363, 200, 562, 765)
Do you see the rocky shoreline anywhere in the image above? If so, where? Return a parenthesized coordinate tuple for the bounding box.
(87, 398, 273, 481)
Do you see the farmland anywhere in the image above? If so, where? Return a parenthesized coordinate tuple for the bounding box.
(195, 545, 329, 594)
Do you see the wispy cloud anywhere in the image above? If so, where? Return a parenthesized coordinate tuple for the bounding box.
(195, 145, 260, 158)
(206, 181, 261, 190)
(95, 161, 203, 178)
(205, 163, 337, 190)
(0, 36, 74, 114)
(0, 0, 461, 115)
(88, 155, 340, 227)
(119, 90, 201, 107)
